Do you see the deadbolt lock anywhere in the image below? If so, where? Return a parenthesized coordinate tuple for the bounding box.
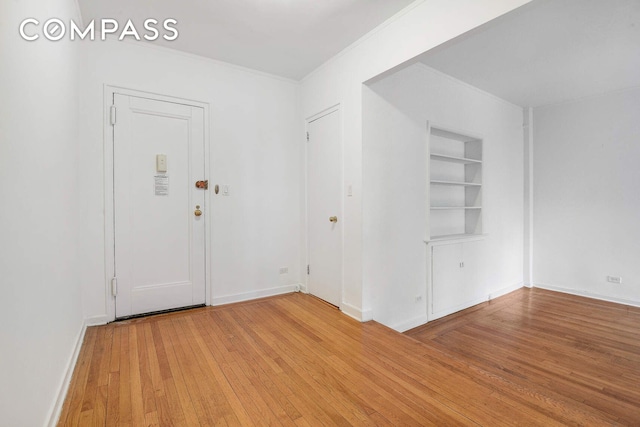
(329, 216, 338, 223)
(195, 180, 209, 190)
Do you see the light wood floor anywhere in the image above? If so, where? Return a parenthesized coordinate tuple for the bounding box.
(406, 288, 640, 426)
(59, 288, 640, 426)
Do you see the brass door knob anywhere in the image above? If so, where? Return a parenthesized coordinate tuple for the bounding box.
(329, 216, 338, 223)
(194, 205, 202, 217)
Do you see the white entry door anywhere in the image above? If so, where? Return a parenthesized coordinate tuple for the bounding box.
(307, 108, 342, 307)
(113, 93, 206, 318)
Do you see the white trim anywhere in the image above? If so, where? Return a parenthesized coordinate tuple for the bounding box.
(389, 315, 429, 333)
(204, 105, 212, 307)
(103, 85, 211, 322)
(429, 282, 523, 322)
(341, 302, 373, 322)
(105, 85, 210, 110)
(425, 234, 487, 246)
(46, 320, 87, 427)
(307, 104, 340, 123)
(430, 295, 489, 322)
(488, 282, 523, 301)
(85, 315, 109, 326)
(104, 86, 116, 322)
(533, 283, 640, 309)
(211, 284, 300, 306)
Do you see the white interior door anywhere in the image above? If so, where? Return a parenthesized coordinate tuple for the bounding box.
(307, 109, 342, 307)
(113, 93, 206, 318)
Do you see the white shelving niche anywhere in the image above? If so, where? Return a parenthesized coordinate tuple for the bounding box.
(427, 123, 483, 242)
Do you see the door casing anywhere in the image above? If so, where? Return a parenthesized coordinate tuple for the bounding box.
(104, 85, 211, 322)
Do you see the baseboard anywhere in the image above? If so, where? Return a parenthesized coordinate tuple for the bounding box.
(46, 319, 88, 427)
(488, 282, 524, 300)
(341, 302, 373, 322)
(85, 314, 110, 326)
(533, 283, 640, 308)
(430, 294, 488, 321)
(430, 282, 523, 321)
(389, 315, 429, 333)
(211, 284, 300, 306)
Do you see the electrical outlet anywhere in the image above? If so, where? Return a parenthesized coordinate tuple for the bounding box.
(222, 184, 230, 196)
(415, 295, 423, 302)
(294, 284, 301, 292)
(607, 276, 622, 284)
(279, 267, 288, 275)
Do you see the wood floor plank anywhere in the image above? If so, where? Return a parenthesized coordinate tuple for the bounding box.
(59, 325, 98, 426)
(161, 318, 206, 426)
(190, 314, 252, 426)
(104, 371, 120, 426)
(135, 322, 158, 419)
(80, 326, 105, 412)
(129, 325, 147, 426)
(117, 325, 133, 427)
(172, 316, 232, 426)
(59, 289, 640, 426)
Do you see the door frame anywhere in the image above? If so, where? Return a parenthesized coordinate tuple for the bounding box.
(304, 104, 344, 309)
(103, 85, 211, 322)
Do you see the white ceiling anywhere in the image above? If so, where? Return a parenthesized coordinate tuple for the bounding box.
(419, 0, 640, 108)
(77, 0, 415, 80)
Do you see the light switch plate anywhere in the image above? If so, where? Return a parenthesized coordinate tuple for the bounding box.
(156, 154, 167, 172)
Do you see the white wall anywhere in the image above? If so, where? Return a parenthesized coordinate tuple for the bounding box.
(0, 0, 84, 426)
(533, 88, 640, 305)
(78, 41, 301, 322)
(363, 64, 524, 330)
(300, 0, 533, 319)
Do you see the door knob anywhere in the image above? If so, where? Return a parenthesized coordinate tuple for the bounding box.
(194, 205, 202, 217)
(329, 216, 338, 223)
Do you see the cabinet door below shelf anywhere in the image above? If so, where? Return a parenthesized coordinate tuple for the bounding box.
(430, 240, 485, 320)
(431, 243, 464, 316)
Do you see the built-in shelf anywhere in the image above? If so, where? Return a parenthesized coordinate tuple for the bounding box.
(430, 180, 481, 187)
(430, 154, 482, 164)
(427, 127, 486, 323)
(428, 123, 483, 239)
(427, 233, 487, 243)
(431, 206, 481, 210)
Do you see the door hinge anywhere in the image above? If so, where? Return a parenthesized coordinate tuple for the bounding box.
(306, 132, 309, 142)
(110, 105, 117, 126)
(111, 277, 118, 296)
(307, 265, 310, 275)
